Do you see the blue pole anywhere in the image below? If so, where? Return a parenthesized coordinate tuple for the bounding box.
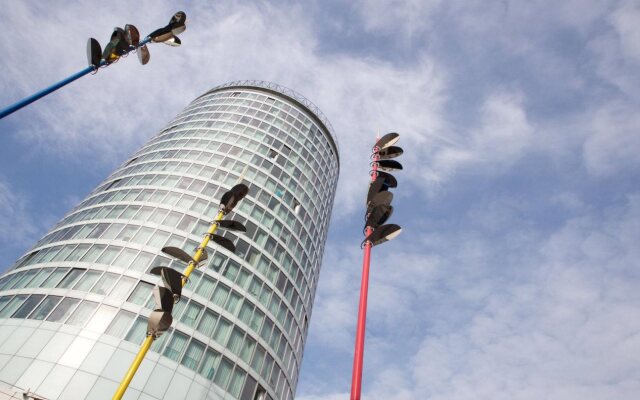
(0, 37, 152, 121)
(0, 65, 96, 120)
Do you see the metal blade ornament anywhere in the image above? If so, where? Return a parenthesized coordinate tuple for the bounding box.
(220, 183, 249, 214)
(375, 170, 398, 189)
(374, 132, 400, 150)
(217, 220, 247, 232)
(147, 310, 172, 337)
(366, 176, 388, 206)
(377, 159, 403, 172)
(148, 26, 173, 43)
(365, 204, 394, 230)
(169, 11, 187, 35)
(152, 286, 174, 314)
(86, 38, 102, 68)
(161, 246, 208, 265)
(361, 224, 402, 248)
(102, 41, 118, 64)
(209, 234, 236, 253)
(149, 11, 187, 43)
(162, 35, 181, 47)
(112, 27, 128, 55)
(367, 191, 393, 214)
(124, 24, 140, 46)
(137, 44, 150, 65)
(150, 266, 186, 302)
(377, 146, 403, 160)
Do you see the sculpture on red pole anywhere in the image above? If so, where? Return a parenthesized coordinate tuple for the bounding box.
(351, 133, 404, 400)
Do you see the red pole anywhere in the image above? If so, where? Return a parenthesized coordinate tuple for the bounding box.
(350, 146, 379, 400)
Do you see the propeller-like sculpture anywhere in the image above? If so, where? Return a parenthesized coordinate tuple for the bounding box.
(86, 11, 187, 70)
(0, 11, 187, 120)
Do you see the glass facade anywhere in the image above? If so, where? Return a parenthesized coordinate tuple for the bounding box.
(0, 81, 339, 400)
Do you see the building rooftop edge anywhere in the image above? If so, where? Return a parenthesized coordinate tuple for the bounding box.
(200, 80, 340, 165)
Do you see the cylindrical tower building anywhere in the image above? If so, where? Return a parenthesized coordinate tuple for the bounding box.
(0, 81, 339, 400)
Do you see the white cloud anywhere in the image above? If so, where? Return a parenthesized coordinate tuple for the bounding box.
(0, 177, 38, 259)
(583, 101, 640, 176)
(426, 90, 533, 187)
(355, 0, 442, 38)
(610, 1, 640, 64)
(303, 193, 640, 400)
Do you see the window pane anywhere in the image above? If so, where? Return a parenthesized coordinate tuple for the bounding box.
(130, 252, 153, 272)
(197, 309, 218, 338)
(73, 270, 102, 291)
(29, 296, 62, 320)
(238, 301, 254, 327)
(225, 292, 242, 315)
(228, 367, 246, 398)
(199, 348, 220, 379)
(47, 297, 81, 322)
(57, 268, 86, 289)
(0, 295, 28, 318)
(80, 244, 106, 263)
(212, 284, 230, 307)
(125, 316, 148, 345)
(213, 318, 232, 345)
(132, 227, 154, 245)
(90, 272, 119, 295)
(66, 244, 90, 262)
(109, 276, 137, 300)
(147, 230, 170, 248)
(96, 246, 122, 265)
(213, 357, 233, 389)
(251, 345, 265, 373)
(227, 327, 244, 356)
(11, 294, 44, 319)
(12, 269, 39, 289)
(66, 301, 99, 326)
(52, 245, 75, 262)
(112, 248, 138, 269)
(240, 336, 256, 364)
(163, 331, 188, 362)
(170, 299, 187, 320)
(180, 301, 203, 328)
(150, 327, 172, 353)
(105, 310, 135, 339)
(181, 339, 205, 371)
(0, 296, 13, 313)
(195, 275, 216, 300)
(128, 281, 153, 305)
(0, 275, 18, 291)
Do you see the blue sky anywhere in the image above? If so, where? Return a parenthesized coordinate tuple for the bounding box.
(1, 1, 640, 399)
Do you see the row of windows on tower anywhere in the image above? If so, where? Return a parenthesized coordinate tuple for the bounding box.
(0, 293, 290, 400)
(165, 105, 335, 181)
(39, 193, 322, 288)
(0, 263, 304, 367)
(0, 264, 303, 392)
(11, 234, 311, 332)
(123, 127, 335, 219)
(186, 89, 336, 160)
(165, 96, 338, 181)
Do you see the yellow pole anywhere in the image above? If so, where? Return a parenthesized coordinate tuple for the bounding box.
(113, 209, 225, 400)
(112, 335, 154, 400)
(182, 210, 225, 283)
